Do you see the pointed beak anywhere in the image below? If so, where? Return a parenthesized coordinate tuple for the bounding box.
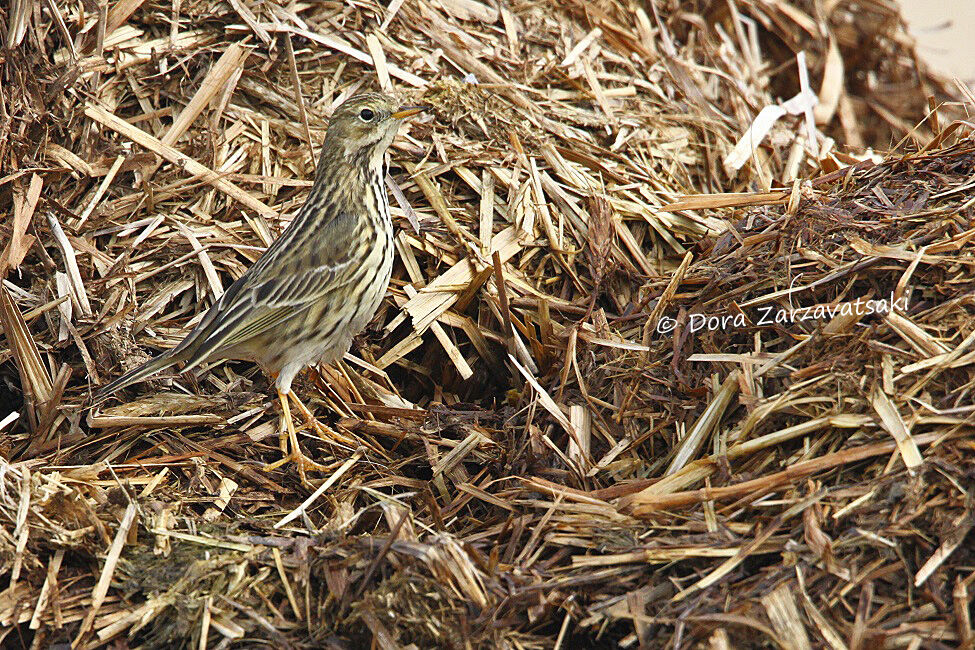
(391, 105, 429, 119)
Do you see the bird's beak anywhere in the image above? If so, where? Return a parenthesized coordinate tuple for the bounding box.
(391, 105, 430, 119)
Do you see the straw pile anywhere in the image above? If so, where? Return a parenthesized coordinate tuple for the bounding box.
(1, 0, 973, 647)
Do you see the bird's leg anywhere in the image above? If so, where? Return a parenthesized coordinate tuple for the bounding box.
(266, 371, 290, 455)
(264, 388, 330, 480)
(288, 389, 320, 426)
(278, 390, 290, 454)
(279, 389, 305, 483)
(287, 389, 358, 447)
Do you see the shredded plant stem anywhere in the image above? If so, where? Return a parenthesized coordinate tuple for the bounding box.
(0, 0, 972, 648)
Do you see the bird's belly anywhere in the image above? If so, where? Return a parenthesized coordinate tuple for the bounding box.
(347, 232, 394, 334)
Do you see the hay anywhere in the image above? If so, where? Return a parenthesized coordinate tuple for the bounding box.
(1, 0, 973, 647)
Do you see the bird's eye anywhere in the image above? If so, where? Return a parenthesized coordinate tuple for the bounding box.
(359, 108, 375, 122)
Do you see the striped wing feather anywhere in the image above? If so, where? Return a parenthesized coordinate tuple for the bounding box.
(174, 210, 361, 369)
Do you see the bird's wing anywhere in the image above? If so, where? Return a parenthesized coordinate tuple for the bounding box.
(175, 210, 364, 366)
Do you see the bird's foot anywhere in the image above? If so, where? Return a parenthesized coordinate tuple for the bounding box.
(266, 388, 330, 484)
(263, 449, 330, 483)
(288, 390, 358, 447)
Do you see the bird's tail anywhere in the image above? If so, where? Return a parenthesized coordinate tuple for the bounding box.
(92, 351, 181, 404)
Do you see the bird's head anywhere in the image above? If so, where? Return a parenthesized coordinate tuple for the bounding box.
(323, 93, 427, 162)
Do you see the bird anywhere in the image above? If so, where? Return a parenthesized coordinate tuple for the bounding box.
(94, 92, 427, 478)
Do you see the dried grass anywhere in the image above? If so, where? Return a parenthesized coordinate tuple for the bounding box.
(1, 0, 973, 648)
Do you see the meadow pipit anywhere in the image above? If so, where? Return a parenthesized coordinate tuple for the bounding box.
(95, 93, 427, 477)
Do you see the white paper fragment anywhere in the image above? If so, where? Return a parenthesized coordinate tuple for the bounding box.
(796, 51, 818, 146)
(723, 89, 817, 172)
